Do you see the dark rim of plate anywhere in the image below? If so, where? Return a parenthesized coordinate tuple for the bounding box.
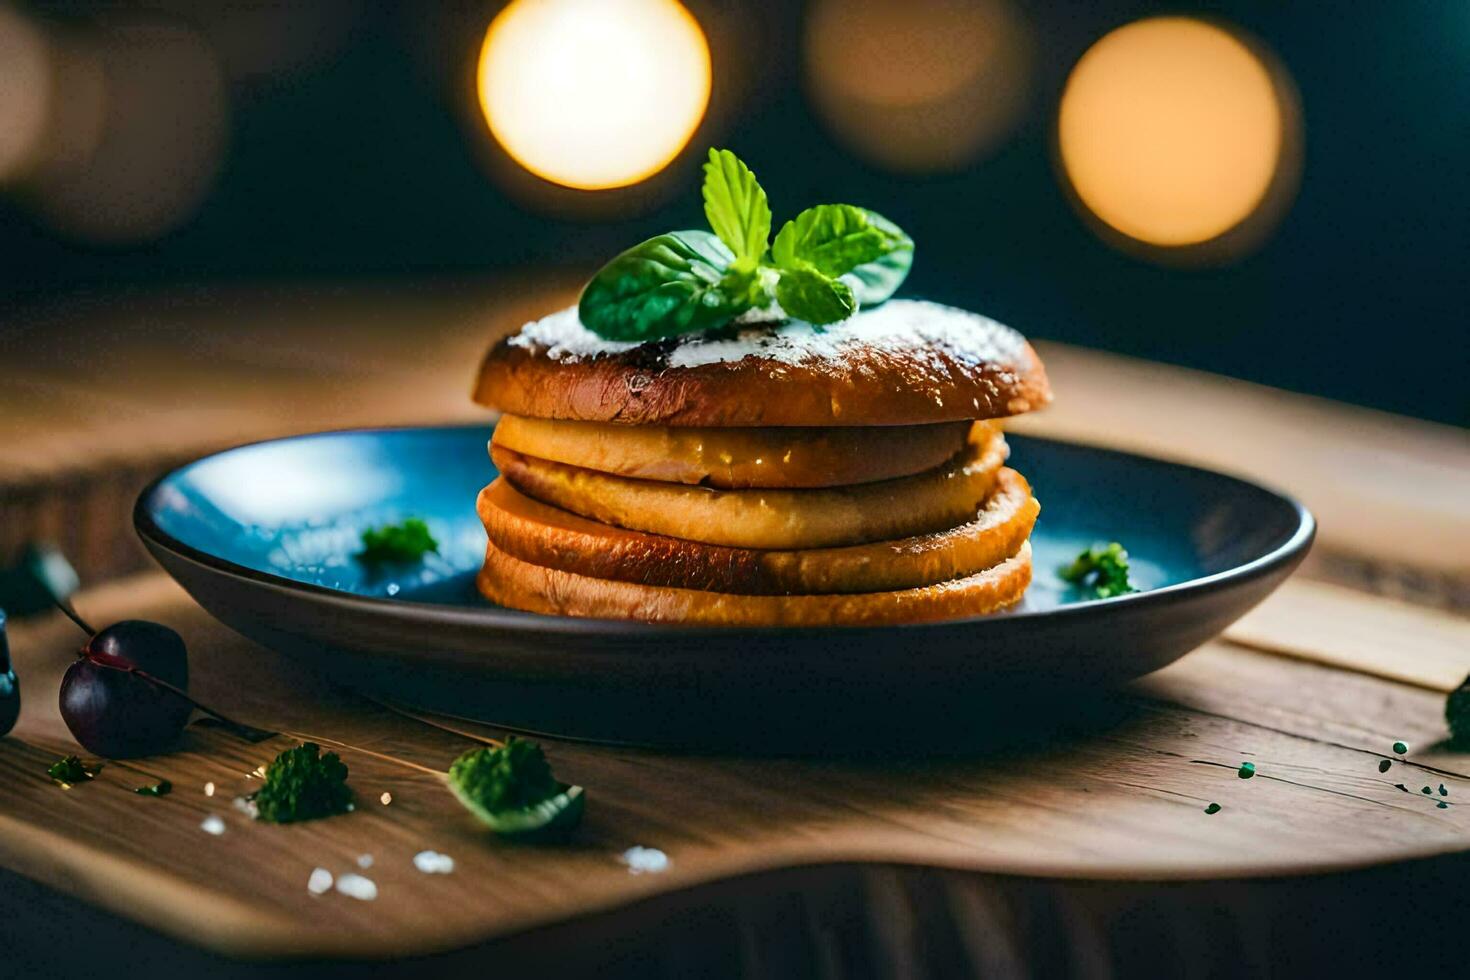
(133, 423, 1316, 639)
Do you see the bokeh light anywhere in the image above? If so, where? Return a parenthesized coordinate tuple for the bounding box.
(0, 4, 50, 183)
(804, 0, 1031, 173)
(26, 16, 227, 244)
(476, 0, 711, 191)
(1059, 17, 1292, 248)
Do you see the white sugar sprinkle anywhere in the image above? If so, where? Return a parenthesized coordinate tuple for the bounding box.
(204, 781, 215, 797)
(507, 299, 1027, 373)
(200, 815, 226, 836)
(619, 846, 669, 875)
(413, 850, 455, 875)
(356, 854, 374, 869)
(307, 868, 334, 895)
(335, 873, 377, 901)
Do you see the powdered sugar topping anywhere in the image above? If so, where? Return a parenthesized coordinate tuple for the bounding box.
(506, 299, 1028, 371)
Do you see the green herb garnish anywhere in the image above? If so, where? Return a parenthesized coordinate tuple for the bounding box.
(357, 518, 438, 564)
(578, 148, 912, 341)
(1204, 802, 1222, 814)
(1446, 676, 1470, 746)
(249, 742, 354, 823)
(134, 780, 172, 797)
(1237, 762, 1256, 779)
(1378, 759, 1392, 773)
(48, 755, 102, 785)
(1059, 542, 1138, 599)
(1392, 740, 1409, 755)
(447, 737, 584, 840)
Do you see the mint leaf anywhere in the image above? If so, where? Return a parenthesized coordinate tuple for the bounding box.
(771, 204, 901, 278)
(702, 148, 771, 264)
(357, 518, 438, 564)
(579, 231, 759, 341)
(775, 265, 856, 325)
(578, 148, 914, 341)
(846, 209, 913, 305)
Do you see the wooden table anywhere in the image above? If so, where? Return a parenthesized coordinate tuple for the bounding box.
(1, 281, 1468, 976)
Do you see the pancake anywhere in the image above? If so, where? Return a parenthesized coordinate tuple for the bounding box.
(491, 414, 975, 489)
(478, 540, 1033, 626)
(479, 468, 1039, 595)
(474, 299, 1051, 427)
(492, 426, 1009, 550)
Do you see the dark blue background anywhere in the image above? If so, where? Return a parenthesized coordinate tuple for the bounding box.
(3, 1, 1465, 425)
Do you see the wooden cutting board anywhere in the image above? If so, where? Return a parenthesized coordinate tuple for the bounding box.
(1, 573, 1467, 960)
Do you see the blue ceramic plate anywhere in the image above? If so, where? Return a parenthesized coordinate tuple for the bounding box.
(136, 425, 1312, 747)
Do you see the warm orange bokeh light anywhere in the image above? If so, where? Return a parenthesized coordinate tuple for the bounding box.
(804, 0, 1030, 173)
(477, 0, 711, 191)
(1059, 17, 1285, 246)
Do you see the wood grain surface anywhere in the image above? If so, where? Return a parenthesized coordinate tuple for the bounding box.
(1, 573, 1466, 960)
(2, 279, 1467, 970)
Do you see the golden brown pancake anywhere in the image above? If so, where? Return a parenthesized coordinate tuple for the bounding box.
(491, 414, 975, 489)
(492, 426, 1009, 550)
(478, 540, 1032, 626)
(479, 468, 1039, 595)
(474, 300, 1051, 427)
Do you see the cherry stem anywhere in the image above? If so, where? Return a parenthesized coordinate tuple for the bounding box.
(88, 657, 277, 744)
(52, 598, 95, 637)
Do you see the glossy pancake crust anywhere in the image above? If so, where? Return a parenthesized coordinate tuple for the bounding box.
(478, 540, 1033, 626)
(491, 415, 975, 489)
(478, 468, 1039, 595)
(474, 300, 1052, 427)
(492, 427, 1009, 550)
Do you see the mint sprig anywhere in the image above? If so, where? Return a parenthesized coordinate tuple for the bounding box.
(578, 148, 912, 341)
(702, 149, 771, 270)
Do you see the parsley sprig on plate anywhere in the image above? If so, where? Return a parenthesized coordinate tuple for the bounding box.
(1059, 542, 1138, 599)
(356, 518, 438, 564)
(579, 148, 913, 341)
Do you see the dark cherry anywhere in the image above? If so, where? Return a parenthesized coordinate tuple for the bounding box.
(0, 610, 19, 737)
(86, 620, 188, 688)
(60, 620, 192, 758)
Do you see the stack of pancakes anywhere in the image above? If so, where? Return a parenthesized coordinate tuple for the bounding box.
(472, 299, 1052, 626)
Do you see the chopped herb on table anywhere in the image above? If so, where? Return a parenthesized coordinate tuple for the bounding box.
(1237, 762, 1256, 779)
(1392, 740, 1409, 755)
(134, 780, 172, 797)
(1378, 759, 1392, 773)
(1059, 542, 1137, 599)
(1446, 675, 1470, 746)
(248, 742, 354, 823)
(48, 755, 102, 785)
(1204, 802, 1222, 814)
(447, 737, 584, 841)
(357, 518, 438, 564)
